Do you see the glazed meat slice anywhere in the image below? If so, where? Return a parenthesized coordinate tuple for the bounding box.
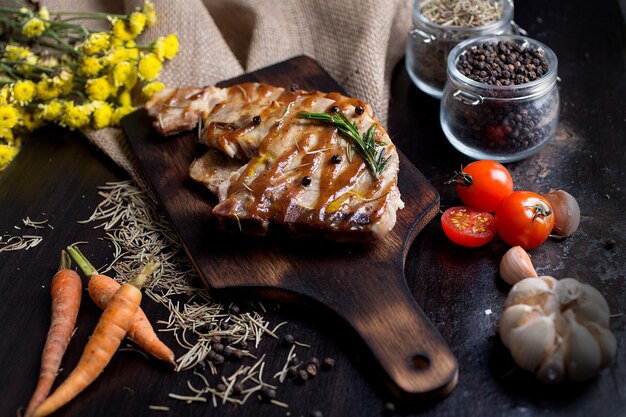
(212, 95, 402, 240)
(201, 89, 375, 161)
(189, 149, 244, 202)
(146, 83, 402, 240)
(145, 83, 284, 138)
(145, 86, 226, 136)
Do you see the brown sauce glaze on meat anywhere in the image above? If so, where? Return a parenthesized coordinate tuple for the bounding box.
(147, 83, 403, 241)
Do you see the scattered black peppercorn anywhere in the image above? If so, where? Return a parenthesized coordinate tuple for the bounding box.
(232, 382, 244, 396)
(252, 115, 261, 125)
(260, 387, 277, 402)
(306, 363, 318, 377)
(211, 335, 222, 345)
(223, 345, 237, 356)
(213, 343, 224, 353)
(206, 351, 225, 365)
(383, 402, 396, 415)
(287, 365, 299, 377)
(235, 339, 248, 350)
(282, 334, 295, 345)
(329, 105, 340, 113)
(216, 383, 227, 392)
(330, 154, 342, 164)
(290, 355, 302, 366)
(297, 369, 309, 383)
(229, 304, 240, 314)
(322, 357, 336, 370)
(605, 238, 616, 249)
(195, 360, 206, 372)
(290, 83, 299, 92)
(355, 105, 364, 115)
(302, 176, 312, 186)
(307, 357, 320, 367)
(310, 411, 324, 417)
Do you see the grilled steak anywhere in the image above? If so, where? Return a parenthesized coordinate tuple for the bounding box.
(146, 83, 403, 240)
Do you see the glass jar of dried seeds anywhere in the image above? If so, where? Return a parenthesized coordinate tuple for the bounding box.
(440, 35, 560, 162)
(406, 0, 518, 98)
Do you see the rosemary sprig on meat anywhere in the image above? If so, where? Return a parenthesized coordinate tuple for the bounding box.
(296, 111, 391, 177)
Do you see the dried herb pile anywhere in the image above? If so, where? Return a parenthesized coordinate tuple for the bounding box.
(80, 180, 335, 410)
(420, 0, 504, 27)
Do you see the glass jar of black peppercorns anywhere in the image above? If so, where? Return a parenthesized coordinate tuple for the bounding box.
(406, 0, 520, 98)
(440, 35, 559, 162)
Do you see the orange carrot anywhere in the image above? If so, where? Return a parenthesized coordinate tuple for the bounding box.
(66, 246, 175, 366)
(24, 251, 82, 417)
(32, 260, 159, 417)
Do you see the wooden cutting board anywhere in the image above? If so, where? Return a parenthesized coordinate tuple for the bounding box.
(122, 56, 458, 398)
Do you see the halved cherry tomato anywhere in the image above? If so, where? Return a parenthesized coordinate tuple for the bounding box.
(441, 206, 497, 247)
(495, 191, 555, 250)
(447, 160, 514, 212)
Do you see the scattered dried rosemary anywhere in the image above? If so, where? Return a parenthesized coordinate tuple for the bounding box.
(420, 0, 503, 28)
(80, 180, 335, 411)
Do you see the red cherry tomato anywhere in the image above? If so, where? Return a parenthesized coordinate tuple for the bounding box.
(441, 206, 497, 247)
(447, 160, 514, 212)
(495, 191, 555, 249)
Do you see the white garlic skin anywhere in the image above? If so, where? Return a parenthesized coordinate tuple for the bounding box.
(544, 190, 580, 238)
(500, 276, 616, 383)
(500, 246, 538, 285)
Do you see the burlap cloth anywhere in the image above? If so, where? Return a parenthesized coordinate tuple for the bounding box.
(42, 0, 413, 189)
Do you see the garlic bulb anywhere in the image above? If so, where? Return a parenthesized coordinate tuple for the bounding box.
(500, 276, 616, 382)
(500, 246, 538, 285)
(543, 190, 580, 238)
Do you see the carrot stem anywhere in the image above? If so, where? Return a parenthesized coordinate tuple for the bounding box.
(130, 261, 160, 289)
(58, 250, 72, 272)
(66, 246, 98, 277)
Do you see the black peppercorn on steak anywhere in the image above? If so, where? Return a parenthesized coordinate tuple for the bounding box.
(145, 82, 403, 240)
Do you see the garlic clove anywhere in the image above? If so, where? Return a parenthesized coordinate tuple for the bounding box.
(500, 246, 538, 285)
(543, 190, 581, 238)
(507, 314, 556, 372)
(557, 278, 610, 327)
(555, 277, 582, 304)
(536, 338, 565, 384)
(586, 322, 617, 368)
(539, 275, 558, 290)
(563, 311, 602, 381)
(505, 276, 558, 313)
(500, 304, 541, 348)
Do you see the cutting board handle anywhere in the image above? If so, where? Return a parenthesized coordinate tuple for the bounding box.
(329, 266, 458, 397)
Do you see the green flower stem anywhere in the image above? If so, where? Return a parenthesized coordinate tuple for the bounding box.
(46, 20, 91, 37)
(0, 7, 29, 15)
(0, 63, 19, 79)
(54, 11, 127, 19)
(45, 30, 78, 56)
(1, 60, 56, 73)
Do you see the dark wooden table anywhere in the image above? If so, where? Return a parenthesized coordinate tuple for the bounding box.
(1, 0, 624, 416)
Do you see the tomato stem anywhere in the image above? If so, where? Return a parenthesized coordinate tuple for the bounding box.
(527, 203, 552, 224)
(445, 166, 473, 186)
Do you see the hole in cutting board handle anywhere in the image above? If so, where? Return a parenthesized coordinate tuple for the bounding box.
(410, 353, 431, 370)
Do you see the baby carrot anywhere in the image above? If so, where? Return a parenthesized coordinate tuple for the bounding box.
(24, 251, 82, 417)
(66, 246, 175, 366)
(32, 260, 159, 417)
